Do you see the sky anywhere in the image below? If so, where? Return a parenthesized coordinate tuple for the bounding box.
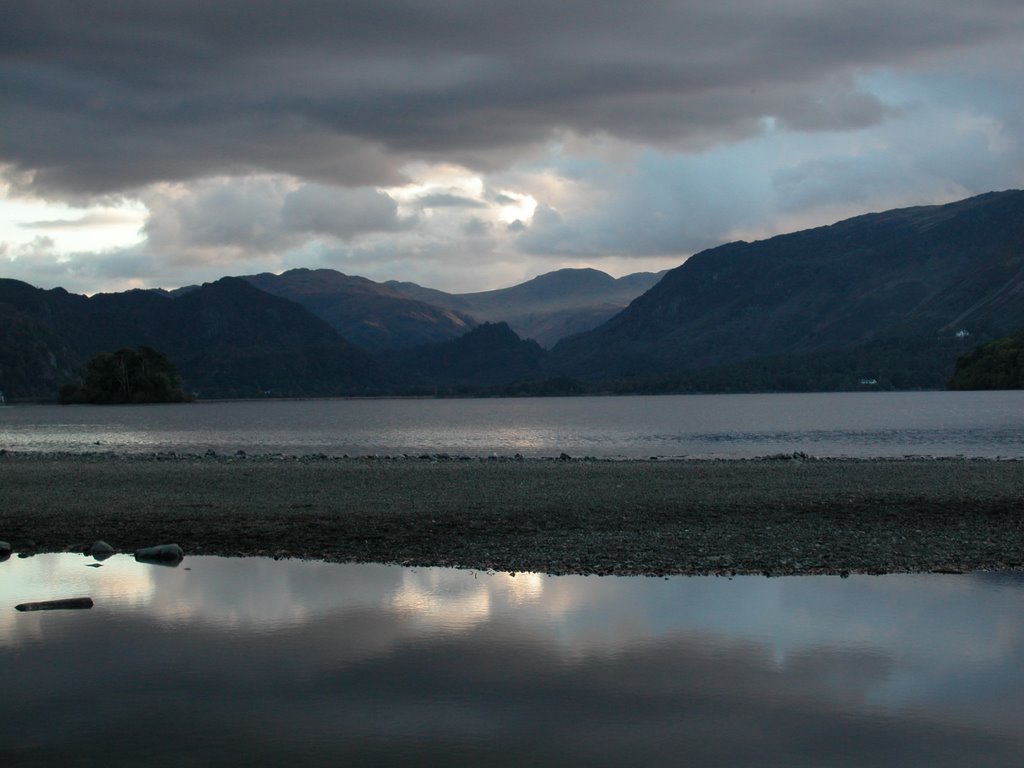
(2, 1, 1023, 295)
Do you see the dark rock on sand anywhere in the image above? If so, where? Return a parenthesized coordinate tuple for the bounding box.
(135, 543, 184, 565)
(90, 540, 115, 560)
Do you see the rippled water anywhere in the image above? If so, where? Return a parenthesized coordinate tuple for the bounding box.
(2, 390, 1023, 457)
(2, 554, 1023, 766)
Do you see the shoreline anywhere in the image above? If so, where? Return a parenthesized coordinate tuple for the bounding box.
(2, 452, 1023, 576)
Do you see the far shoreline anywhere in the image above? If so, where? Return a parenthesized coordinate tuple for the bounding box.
(0, 386, 992, 407)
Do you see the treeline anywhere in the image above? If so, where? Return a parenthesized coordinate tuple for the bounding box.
(948, 332, 1024, 389)
(48, 330, 1024, 405)
(600, 336, 980, 394)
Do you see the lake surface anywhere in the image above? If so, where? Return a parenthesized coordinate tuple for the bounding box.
(2, 390, 1023, 458)
(2, 554, 1023, 766)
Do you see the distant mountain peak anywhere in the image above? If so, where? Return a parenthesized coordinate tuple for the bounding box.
(241, 268, 475, 351)
(387, 266, 666, 347)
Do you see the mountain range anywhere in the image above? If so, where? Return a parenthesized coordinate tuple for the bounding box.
(0, 264, 660, 398)
(2, 189, 1023, 400)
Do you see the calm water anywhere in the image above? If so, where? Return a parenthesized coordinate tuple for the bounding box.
(2, 554, 1023, 766)
(1, 390, 1023, 458)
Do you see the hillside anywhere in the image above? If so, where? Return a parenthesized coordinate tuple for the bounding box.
(553, 190, 1024, 383)
(0, 286, 81, 399)
(0, 277, 389, 399)
(243, 268, 475, 352)
(388, 322, 547, 390)
(155, 278, 390, 397)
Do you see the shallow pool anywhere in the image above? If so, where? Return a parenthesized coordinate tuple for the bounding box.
(2, 554, 1023, 766)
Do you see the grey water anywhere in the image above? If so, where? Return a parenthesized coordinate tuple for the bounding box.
(2, 554, 1024, 766)
(2, 390, 1023, 458)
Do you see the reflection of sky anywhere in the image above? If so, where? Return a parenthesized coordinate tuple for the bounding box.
(2, 555, 1024, 764)
(0, 553, 155, 646)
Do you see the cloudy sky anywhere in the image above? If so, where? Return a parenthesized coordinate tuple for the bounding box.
(2, 1, 1023, 295)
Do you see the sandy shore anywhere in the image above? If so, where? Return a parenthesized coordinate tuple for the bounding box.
(2, 451, 1023, 575)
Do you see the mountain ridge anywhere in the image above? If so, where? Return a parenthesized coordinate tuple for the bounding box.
(388, 267, 667, 347)
(551, 189, 1024, 382)
(242, 268, 476, 352)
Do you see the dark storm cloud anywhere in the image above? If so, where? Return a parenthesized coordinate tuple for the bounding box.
(3, 0, 1023, 197)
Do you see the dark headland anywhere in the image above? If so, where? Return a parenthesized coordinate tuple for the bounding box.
(2, 452, 1023, 576)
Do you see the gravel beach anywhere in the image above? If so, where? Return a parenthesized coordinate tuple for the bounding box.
(2, 451, 1023, 576)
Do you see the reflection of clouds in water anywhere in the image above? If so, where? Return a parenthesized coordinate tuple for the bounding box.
(6, 558, 1024, 652)
(6, 606, 1018, 766)
(392, 569, 493, 631)
(141, 559, 553, 636)
(7, 557, 1024, 674)
(505, 571, 545, 602)
(2, 557, 1024, 762)
(391, 569, 547, 632)
(149, 558, 315, 628)
(5, 556, 1024, 733)
(0, 554, 154, 646)
(145, 558, 409, 629)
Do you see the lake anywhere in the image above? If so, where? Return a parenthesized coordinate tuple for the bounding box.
(3, 554, 1023, 766)
(2, 390, 1023, 458)
(4, 391, 1023, 763)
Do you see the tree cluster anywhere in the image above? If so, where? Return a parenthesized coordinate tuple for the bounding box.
(948, 333, 1024, 390)
(59, 347, 192, 404)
